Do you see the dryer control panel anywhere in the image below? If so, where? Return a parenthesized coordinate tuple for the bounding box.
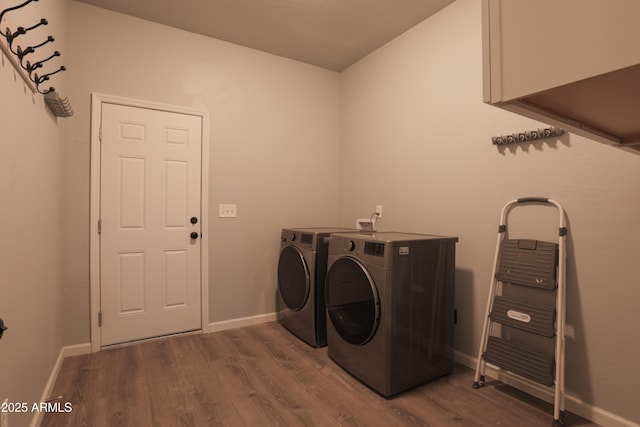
(364, 242, 385, 257)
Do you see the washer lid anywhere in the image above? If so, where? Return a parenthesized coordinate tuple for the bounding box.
(325, 257, 380, 345)
(277, 246, 310, 311)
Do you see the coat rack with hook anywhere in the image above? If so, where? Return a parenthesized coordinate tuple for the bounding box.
(491, 126, 565, 146)
(1, 0, 73, 117)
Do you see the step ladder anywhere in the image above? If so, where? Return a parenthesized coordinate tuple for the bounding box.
(473, 198, 567, 426)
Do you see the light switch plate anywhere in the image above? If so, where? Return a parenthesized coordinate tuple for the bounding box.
(218, 204, 237, 218)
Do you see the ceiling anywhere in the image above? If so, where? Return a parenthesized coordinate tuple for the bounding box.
(74, 0, 455, 72)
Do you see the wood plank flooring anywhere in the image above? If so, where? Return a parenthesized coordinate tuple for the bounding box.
(42, 322, 597, 426)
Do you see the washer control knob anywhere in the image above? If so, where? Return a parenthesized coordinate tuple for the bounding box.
(290, 233, 296, 241)
(347, 240, 356, 251)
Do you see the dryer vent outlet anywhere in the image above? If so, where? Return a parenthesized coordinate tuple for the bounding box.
(356, 218, 375, 231)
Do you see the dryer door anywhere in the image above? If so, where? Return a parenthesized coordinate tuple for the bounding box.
(278, 246, 310, 311)
(325, 257, 380, 345)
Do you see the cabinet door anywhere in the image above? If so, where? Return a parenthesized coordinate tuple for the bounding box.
(484, 0, 640, 103)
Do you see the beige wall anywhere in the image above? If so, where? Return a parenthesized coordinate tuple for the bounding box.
(62, 2, 342, 342)
(0, 0, 67, 425)
(340, 0, 640, 423)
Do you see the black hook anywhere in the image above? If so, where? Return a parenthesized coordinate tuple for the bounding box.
(32, 69, 55, 94)
(5, 26, 25, 52)
(7, 19, 48, 55)
(0, 0, 40, 38)
(27, 50, 59, 77)
(11, 18, 47, 37)
(28, 17, 47, 29)
(22, 45, 55, 71)
(24, 59, 42, 74)
(33, 65, 65, 89)
(18, 35, 54, 60)
(0, 318, 7, 340)
(37, 85, 54, 95)
(6, 26, 25, 40)
(16, 36, 53, 71)
(42, 65, 65, 80)
(16, 45, 34, 61)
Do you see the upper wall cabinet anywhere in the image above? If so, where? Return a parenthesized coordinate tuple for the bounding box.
(482, 0, 640, 153)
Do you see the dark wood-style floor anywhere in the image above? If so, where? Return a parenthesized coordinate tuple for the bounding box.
(42, 322, 597, 427)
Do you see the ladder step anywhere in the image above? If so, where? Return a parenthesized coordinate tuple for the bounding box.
(490, 296, 555, 337)
(483, 336, 554, 386)
(496, 239, 558, 290)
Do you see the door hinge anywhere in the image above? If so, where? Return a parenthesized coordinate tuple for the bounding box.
(97, 219, 101, 234)
(99, 126, 102, 142)
(98, 311, 102, 327)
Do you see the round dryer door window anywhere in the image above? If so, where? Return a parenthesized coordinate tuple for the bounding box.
(325, 257, 380, 345)
(277, 246, 310, 311)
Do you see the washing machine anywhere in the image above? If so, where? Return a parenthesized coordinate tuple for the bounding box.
(277, 227, 356, 347)
(325, 231, 458, 397)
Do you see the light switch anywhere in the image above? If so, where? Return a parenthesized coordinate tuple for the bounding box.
(218, 204, 237, 218)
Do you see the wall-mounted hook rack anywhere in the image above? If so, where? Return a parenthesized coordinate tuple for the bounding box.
(1, 0, 72, 117)
(44, 91, 73, 117)
(492, 126, 565, 146)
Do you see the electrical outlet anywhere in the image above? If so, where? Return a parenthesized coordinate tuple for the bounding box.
(375, 205, 383, 218)
(218, 204, 237, 218)
(1, 398, 8, 427)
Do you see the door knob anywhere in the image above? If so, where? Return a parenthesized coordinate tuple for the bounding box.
(190, 232, 199, 239)
(190, 217, 198, 224)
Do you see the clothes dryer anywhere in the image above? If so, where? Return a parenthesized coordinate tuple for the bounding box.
(325, 231, 458, 396)
(277, 227, 356, 347)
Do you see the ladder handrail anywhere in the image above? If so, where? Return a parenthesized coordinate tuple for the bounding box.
(501, 197, 567, 230)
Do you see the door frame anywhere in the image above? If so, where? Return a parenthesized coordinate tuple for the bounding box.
(89, 93, 210, 352)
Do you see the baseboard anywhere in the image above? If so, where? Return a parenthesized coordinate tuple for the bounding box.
(30, 343, 91, 427)
(61, 342, 92, 358)
(454, 350, 638, 427)
(206, 312, 277, 333)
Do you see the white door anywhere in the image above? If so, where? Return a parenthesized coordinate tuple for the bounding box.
(100, 103, 202, 346)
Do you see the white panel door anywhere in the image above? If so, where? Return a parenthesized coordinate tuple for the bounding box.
(100, 103, 202, 346)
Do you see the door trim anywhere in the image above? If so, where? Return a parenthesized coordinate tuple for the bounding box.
(89, 92, 210, 352)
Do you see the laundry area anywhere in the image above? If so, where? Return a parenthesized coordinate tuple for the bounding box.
(279, 228, 458, 397)
(2, 0, 640, 426)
